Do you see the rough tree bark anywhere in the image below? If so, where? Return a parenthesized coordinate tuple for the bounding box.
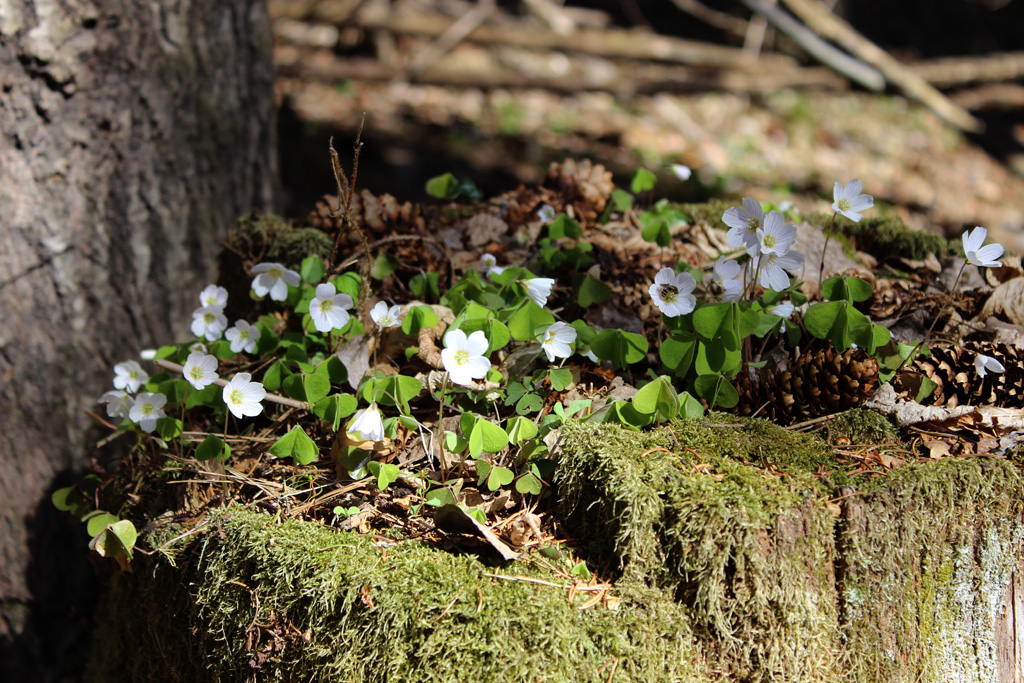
(0, 0, 278, 676)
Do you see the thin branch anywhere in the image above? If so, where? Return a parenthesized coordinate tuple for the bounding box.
(741, 0, 884, 91)
(778, 0, 982, 132)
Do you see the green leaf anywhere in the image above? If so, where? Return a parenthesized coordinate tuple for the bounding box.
(401, 305, 439, 336)
(515, 392, 544, 416)
(694, 374, 739, 409)
(445, 430, 469, 454)
(505, 416, 539, 445)
(425, 172, 460, 200)
(590, 329, 648, 369)
(507, 302, 555, 342)
(409, 272, 441, 301)
(630, 168, 657, 193)
(803, 300, 846, 343)
(577, 274, 611, 308)
(569, 561, 591, 580)
(679, 391, 704, 418)
(312, 393, 358, 431)
(85, 512, 120, 538)
(515, 472, 543, 495)
(374, 375, 423, 415)
(565, 399, 591, 418)
(610, 188, 633, 212)
(468, 417, 510, 458)
(821, 275, 873, 303)
(424, 487, 458, 507)
(548, 215, 581, 240)
(261, 360, 289, 392)
(371, 250, 399, 280)
(367, 461, 401, 490)
(195, 434, 230, 462)
(549, 368, 573, 392)
(268, 426, 319, 465)
(631, 375, 679, 420)
(640, 216, 671, 247)
(485, 465, 514, 491)
(660, 334, 697, 377)
(303, 373, 331, 405)
(300, 255, 325, 284)
(90, 519, 137, 559)
(185, 383, 221, 409)
(155, 417, 182, 441)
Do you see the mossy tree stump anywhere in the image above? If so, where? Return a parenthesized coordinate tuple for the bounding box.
(88, 416, 1024, 682)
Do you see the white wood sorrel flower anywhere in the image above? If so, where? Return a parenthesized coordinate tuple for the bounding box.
(113, 360, 148, 394)
(522, 278, 555, 307)
(441, 329, 491, 386)
(748, 249, 805, 292)
(975, 353, 1005, 378)
(723, 197, 765, 251)
(251, 262, 301, 301)
(348, 403, 385, 442)
(370, 301, 402, 329)
(199, 284, 228, 308)
(649, 268, 696, 317)
(98, 390, 132, 419)
(129, 392, 166, 433)
(480, 253, 504, 279)
(832, 179, 874, 222)
(962, 227, 1004, 268)
(182, 351, 219, 390)
(712, 256, 742, 302)
(541, 322, 577, 362)
(222, 373, 266, 419)
(191, 305, 228, 341)
(756, 211, 797, 256)
(225, 320, 261, 354)
(309, 283, 353, 333)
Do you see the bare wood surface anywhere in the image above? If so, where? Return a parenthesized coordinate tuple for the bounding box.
(779, 0, 982, 132)
(274, 45, 848, 94)
(315, 4, 801, 71)
(742, 0, 884, 91)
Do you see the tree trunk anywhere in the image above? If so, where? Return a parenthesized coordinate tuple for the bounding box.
(0, 0, 278, 676)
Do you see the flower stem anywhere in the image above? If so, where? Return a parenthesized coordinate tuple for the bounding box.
(436, 374, 449, 480)
(818, 212, 837, 287)
(895, 262, 967, 373)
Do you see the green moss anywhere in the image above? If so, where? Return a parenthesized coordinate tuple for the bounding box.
(89, 506, 708, 683)
(800, 212, 950, 261)
(556, 419, 841, 681)
(837, 457, 1024, 682)
(825, 409, 899, 445)
(229, 212, 333, 269)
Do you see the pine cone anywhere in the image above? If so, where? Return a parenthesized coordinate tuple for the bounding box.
(308, 190, 424, 239)
(898, 341, 1024, 408)
(544, 159, 614, 222)
(738, 348, 879, 424)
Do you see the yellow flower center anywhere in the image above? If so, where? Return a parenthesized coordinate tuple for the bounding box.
(837, 199, 850, 212)
(238, 329, 250, 340)
(203, 312, 216, 323)
(230, 389, 244, 405)
(660, 285, 678, 303)
(189, 368, 203, 380)
(746, 217, 759, 231)
(454, 350, 469, 366)
(763, 234, 776, 248)
(141, 404, 154, 416)
(269, 267, 282, 278)
(379, 315, 392, 326)
(319, 300, 333, 313)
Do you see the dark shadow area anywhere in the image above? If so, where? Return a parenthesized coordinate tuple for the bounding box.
(1, 469, 103, 683)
